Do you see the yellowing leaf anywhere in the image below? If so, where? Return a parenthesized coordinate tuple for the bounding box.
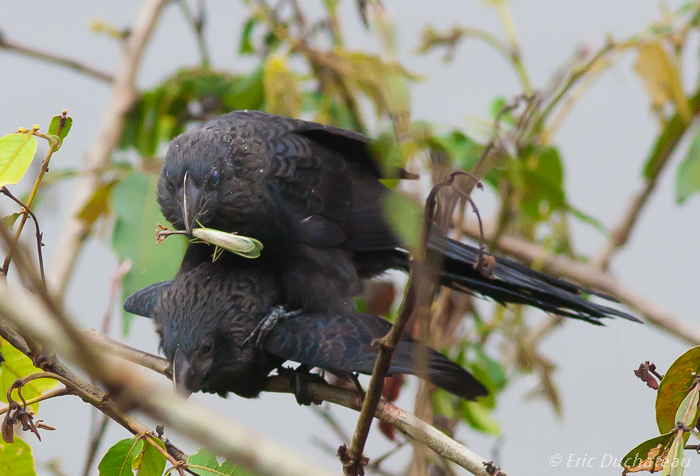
(0, 436, 36, 476)
(263, 54, 302, 117)
(621, 434, 673, 474)
(635, 42, 691, 123)
(656, 346, 700, 433)
(0, 133, 38, 187)
(332, 50, 418, 118)
(78, 179, 119, 226)
(0, 339, 58, 412)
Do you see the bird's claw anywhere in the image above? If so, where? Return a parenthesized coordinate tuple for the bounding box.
(242, 305, 303, 351)
(288, 366, 324, 406)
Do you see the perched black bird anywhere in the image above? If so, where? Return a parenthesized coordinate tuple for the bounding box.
(156, 110, 638, 324)
(125, 258, 488, 401)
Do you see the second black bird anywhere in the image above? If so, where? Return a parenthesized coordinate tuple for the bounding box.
(125, 257, 488, 401)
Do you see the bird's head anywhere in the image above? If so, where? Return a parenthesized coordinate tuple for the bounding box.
(154, 293, 221, 399)
(151, 261, 277, 399)
(157, 119, 272, 234)
(157, 137, 228, 234)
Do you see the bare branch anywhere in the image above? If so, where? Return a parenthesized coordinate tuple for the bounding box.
(0, 187, 46, 284)
(81, 329, 170, 375)
(0, 31, 114, 83)
(47, 0, 170, 297)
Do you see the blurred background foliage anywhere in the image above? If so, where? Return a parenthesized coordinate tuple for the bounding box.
(4, 0, 700, 474)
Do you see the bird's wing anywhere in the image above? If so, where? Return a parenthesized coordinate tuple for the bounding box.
(123, 281, 172, 318)
(264, 311, 385, 372)
(263, 311, 488, 399)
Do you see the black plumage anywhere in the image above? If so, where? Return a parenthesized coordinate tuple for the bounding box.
(155, 110, 638, 324)
(129, 258, 488, 400)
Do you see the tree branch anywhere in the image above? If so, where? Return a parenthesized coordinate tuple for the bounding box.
(0, 277, 336, 476)
(47, 0, 170, 297)
(77, 328, 507, 476)
(0, 31, 114, 83)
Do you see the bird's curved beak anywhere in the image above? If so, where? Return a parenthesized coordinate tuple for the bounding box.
(172, 347, 212, 399)
(172, 347, 194, 399)
(180, 171, 202, 234)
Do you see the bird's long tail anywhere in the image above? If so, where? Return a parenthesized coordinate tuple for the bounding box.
(389, 338, 488, 400)
(390, 233, 640, 324)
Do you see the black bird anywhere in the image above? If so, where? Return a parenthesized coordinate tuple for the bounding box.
(125, 258, 488, 401)
(156, 110, 638, 324)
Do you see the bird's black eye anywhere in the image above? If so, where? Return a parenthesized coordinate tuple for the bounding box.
(208, 170, 220, 188)
(201, 340, 213, 356)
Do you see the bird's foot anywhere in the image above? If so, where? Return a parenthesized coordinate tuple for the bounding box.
(242, 305, 303, 351)
(281, 365, 324, 406)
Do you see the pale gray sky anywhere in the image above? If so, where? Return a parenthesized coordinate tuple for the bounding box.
(1, 1, 698, 475)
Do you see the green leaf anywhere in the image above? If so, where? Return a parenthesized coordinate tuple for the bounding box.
(263, 54, 302, 117)
(0, 436, 37, 476)
(520, 145, 566, 220)
(120, 68, 264, 157)
(460, 400, 500, 435)
(239, 18, 258, 55)
(472, 348, 508, 393)
(432, 389, 457, 419)
(187, 449, 255, 476)
(566, 204, 609, 237)
(656, 346, 700, 433)
(111, 172, 186, 335)
(47, 115, 73, 150)
(676, 127, 700, 204)
(489, 96, 515, 125)
(621, 432, 674, 474)
(1, 213, 20, 229)
(381, 193, 422, 251)
(0, 339, 58, 412)
(133, 438, 166, 476)
(98, 438, 143, 476)
(0, 134, 38, 187)
(662, 431, 686, 476)
(187, 450, 218, 475)
(674, 382, 700, 428)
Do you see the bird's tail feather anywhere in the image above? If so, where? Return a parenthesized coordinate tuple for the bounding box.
(389, 338, 488, 400)
(390, 233, 640, 324)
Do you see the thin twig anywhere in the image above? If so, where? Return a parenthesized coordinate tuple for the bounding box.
(344, 171, 483, 476)
(48, 0, 171, 297)
(0, 32, 114, 83)
(177, 0, 210, 67)
(0, 388, 69, 416)
(82, 413, 110, 476)
(312, 404, 351, 443)
(0, 187, 46, 284)
(144, 433, 187, 476)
